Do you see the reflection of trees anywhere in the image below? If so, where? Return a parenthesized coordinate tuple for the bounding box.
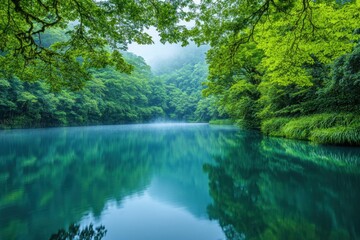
(260, 137, 360, 174)
(0, 128, 154, 240)
(149, 125, 242, 219)
(205, 133, 360, 240)
(0, 124, 239, 240)
(49, 223, 106, 240)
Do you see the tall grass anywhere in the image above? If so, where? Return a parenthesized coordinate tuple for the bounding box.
(261, 117, 291, 137)
(209, 119, 235, 125)
(310, 126, 360, 145)
(261, 113, 360, 145)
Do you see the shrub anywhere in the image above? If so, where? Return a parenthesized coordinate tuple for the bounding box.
(261, 117, 291, 137)
(209, 119, 235, 125)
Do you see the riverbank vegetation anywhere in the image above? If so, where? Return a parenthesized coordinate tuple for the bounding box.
(195, 0, 360, 145)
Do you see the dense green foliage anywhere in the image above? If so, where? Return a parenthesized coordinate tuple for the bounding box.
(0, 52, 163, 128)
(0, 43, 216, 128)
(155, 45, 221, 121)
(0, 0, 194, 89)
(195, 0, 360, 145)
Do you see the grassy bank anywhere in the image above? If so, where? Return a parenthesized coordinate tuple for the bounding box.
(261, 113, 360, 145)
(209, 119, 235, 125)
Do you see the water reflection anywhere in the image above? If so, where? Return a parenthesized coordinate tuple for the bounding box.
(205, 132, 360, 240)
(49, 223, 106, 240)
(0, 124, 233, 239)
(1, 124, 360, 240)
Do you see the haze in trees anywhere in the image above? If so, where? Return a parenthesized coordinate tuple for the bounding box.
(0, 0, 195, 89)
(0, 30, 215, 127)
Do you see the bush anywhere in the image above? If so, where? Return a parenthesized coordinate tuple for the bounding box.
(261, 117, 291, 136)
(281, 114, 336, 140)
(209, 119, 235, 125)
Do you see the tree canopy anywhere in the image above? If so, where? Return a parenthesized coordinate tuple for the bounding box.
(0, 0, 195, 89)
(2, 0, 359, 89)
(192, 0, 360, 144)
(193, 0, 360, 85)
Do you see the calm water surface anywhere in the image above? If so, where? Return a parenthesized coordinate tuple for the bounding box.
(1, 123, 360, 240)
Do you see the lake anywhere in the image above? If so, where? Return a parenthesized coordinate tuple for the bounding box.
(1, 123, 360, 240)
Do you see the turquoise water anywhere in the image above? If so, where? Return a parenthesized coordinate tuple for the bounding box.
(0, 123, 360, 240)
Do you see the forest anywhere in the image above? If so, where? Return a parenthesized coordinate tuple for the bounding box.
(0, 32, 210, 127)
(1, 0, 360, 145)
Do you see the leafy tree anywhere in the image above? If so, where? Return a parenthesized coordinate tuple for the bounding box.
(194, 96, 221, 122)
(192, 0, 360, 144)
(154, 44, 211, 121)
(0, 0, 195, 89)
(192, 1, 360, 75)
(0, 50, 170, 128)
(192, 0, 360, 90)
(319, 44, 360, 112)
(202, 40, 263, 127)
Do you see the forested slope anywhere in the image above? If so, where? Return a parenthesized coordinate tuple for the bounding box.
(196, 1, 360, 145)
(0, 30, 215, 128)
(0, 52, 161, 128)
(154, 45, 220, 121)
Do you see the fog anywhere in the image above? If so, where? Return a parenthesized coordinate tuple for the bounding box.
(128, 28, 180, 68)
(127, 0, 205, 72)
(127, 0, 204, 71)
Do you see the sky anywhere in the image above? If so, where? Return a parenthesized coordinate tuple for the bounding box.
(80, 1, 204, 71)
(127, 27, 185, 70)
(127, 0, 201, 70)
